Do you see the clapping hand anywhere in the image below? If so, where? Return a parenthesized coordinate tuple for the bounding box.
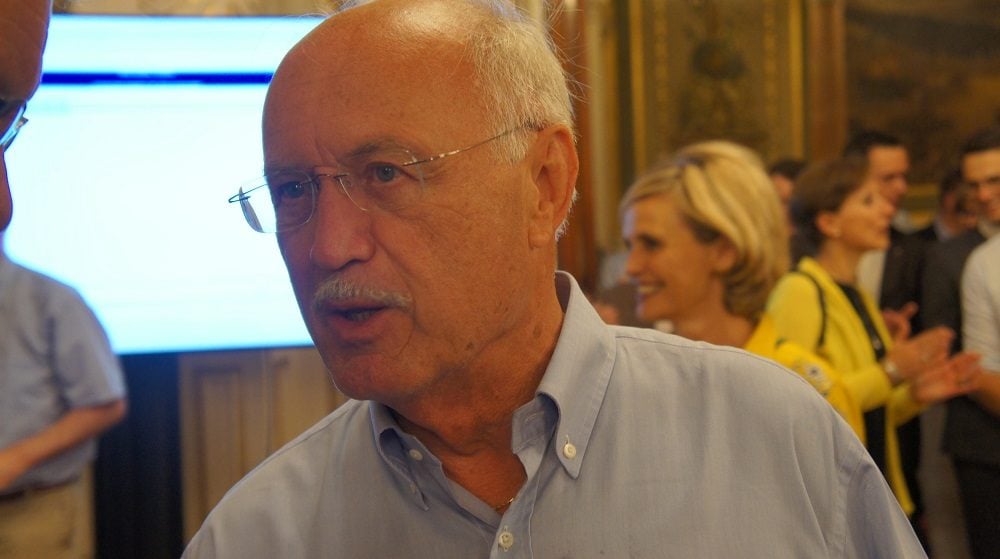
(909, 352, 984, 405)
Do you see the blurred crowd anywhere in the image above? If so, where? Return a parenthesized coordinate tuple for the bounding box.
(599, 126, 1000, 559)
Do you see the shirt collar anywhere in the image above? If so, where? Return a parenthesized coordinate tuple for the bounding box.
(534, 272, 616, 478)
(978, 218, 1000, 239)
(369, 402, 432, 509)
(370, 402, 420, 474)
(368, 272, 617, 480)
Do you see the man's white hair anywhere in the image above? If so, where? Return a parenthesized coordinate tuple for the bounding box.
(333, 0, 579, 237)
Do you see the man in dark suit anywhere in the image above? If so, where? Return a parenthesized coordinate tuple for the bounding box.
(844, 130, 935, 546)
(844, 131, 934, 329)
(924, 125, 1000, 559)
(932, 168, 979, 241)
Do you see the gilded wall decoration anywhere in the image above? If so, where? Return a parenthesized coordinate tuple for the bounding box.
(846, 0, 1000, 185)
(627, 0, 805, 178)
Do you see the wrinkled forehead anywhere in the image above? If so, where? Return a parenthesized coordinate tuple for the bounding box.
(263, 2, 488, 154)
(0, 1, 50, 100)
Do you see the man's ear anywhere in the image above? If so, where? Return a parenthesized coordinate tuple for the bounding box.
(526, 125, 578, 248)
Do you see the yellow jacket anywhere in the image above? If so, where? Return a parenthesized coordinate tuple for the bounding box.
(767, 257, 923, 515)
(745, 314, 866, 439)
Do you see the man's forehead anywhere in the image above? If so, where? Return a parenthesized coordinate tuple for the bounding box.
(963, 148, 1000, 175)
(274, 8, 456, 104)
(289, 1, 469, 70)
(269, 39, 473, 112)
(320, 0, 472, 37)
(867, 146, 908, 173)
(265, 4, 482, 132)
(868, 145, 907, 162)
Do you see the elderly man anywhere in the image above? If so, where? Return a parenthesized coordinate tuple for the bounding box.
(1, 3, 127, 558)
(185, 1, 924, 556)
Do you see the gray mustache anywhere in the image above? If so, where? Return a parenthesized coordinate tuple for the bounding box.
(311, 277, 412, 312)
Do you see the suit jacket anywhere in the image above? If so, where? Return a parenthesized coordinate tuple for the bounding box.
(880, 226, 938, 502)
(923, 229, 1000, 465)
(922, 229, 986, 354)
(882, 225, 938, 332)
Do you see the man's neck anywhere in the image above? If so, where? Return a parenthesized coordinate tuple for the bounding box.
(387, 279, 565, 508)
(399, 408, 528, 512)
(978, 219, 1000, 239)
(934, 214, 957, 240)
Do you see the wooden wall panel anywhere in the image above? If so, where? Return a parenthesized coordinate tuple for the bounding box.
(179, 348, 345, 541)
(805, 0, 848, 158)
(551, 0, 600, 294)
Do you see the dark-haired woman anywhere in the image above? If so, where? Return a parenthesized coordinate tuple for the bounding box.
(767, 156, 983, 515)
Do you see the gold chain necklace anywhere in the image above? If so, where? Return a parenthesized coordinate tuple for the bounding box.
(493, 495, 515, 512)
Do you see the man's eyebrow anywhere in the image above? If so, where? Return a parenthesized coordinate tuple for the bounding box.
(342, 138, 418, 160)
(344, 142, 381, 159)
(262, 138, 421, 174)
(970, 174, 1000, 184)
(261, 164, 304, 175)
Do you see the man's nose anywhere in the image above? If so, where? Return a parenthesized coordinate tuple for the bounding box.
(975, 182, 994, 203)
(306, 177, 376, 271)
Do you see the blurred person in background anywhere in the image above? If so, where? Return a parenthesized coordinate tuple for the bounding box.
(767, 156, 983, 527)
(923, 125, 1000, 559)
(843, 130, 938, 547)
(768, 157, 807, 263)
(1, 3, 127, 558)
(958, 233, 1000, 559)
(621, 141, 864, 436)
(934, 168, 979, 241)
(768, 157, 806, 219)
(923, 127, 1000, 355)
(0, 231, 127, 559)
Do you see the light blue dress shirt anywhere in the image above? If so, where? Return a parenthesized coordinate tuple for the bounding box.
(184, 272, 925, 558)
(0, 254, 126, 494)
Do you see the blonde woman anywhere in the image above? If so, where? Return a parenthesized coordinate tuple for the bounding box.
(767, 156, 982, 515)
(620, 140, 864, 435)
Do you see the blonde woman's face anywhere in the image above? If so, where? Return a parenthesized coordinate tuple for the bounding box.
(622, 194, 729, 325)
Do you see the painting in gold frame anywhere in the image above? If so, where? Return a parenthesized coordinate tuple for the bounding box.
(625, 0, 806, 178)
(846, 0, 1000, 202)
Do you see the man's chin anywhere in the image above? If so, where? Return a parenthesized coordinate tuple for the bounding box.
(323, 357, 416, 404)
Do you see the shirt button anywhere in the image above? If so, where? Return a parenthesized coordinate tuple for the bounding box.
(563, 442, 577, 459)
(498, 529, 515, 551)
(407, 449, 424, 461)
